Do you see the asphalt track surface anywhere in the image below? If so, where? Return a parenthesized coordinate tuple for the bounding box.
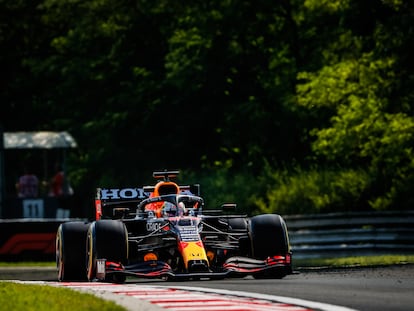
(1, 264, 413, 311)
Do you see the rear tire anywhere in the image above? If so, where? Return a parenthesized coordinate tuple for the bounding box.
(249, 214, 291, 279)
(56, 221, 89, 281)
(87, 220, 128, 283)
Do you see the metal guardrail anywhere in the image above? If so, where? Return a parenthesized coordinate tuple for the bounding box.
(1, 211, 413, 261)
(284, 211, 414, 259)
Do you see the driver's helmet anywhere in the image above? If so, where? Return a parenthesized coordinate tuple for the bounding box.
(162, 202, 178, 217)
(162, 201, 186, 217)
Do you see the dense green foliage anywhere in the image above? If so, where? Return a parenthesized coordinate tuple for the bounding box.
(1, 0, 413, 216)
(0, 282, 125, 311)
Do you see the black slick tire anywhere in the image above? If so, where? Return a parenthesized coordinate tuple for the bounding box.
(56, 221, 90, 281)
(87, 220, 128, 283)
(249, 214, 291, 279)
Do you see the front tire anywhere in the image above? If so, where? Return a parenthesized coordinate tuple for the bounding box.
(56, 221, 90, 281)
(249, 214, 291, 278)
(86, 220, 128, 282)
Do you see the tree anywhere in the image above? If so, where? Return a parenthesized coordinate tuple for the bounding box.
(296, 1, 414, 210)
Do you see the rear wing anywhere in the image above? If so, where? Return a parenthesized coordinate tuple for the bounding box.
(94, 187, 146, 220)
(94, 184, 200, 220)
(96, 187, 147, 201)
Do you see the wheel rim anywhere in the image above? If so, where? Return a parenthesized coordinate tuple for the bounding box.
(86, 226, 96, 281)
(56, 227, 64, 281)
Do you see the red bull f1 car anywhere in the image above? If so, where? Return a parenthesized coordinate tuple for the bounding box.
(56, 170, 292, 283)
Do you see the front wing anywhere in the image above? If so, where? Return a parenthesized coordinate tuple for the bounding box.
(95, 255, 291, 281)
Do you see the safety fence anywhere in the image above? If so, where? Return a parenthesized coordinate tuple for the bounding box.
(284, 210, 414, 259)
(1, 211, 414, 261)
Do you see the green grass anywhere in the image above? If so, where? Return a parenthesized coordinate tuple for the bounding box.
(293, 254, 414, 268)
(0, 261, 55, 267)
(0, 282, 126, 311)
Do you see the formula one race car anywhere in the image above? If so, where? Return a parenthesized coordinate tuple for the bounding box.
(56, 170, 292, 283)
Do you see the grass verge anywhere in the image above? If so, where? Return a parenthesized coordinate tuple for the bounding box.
(0, 282, 126, 311)
(293, 254, 414, 268)
(0, 261, 55, 267)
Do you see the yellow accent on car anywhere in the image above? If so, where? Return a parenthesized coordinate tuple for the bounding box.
(180, 241, 209, 269)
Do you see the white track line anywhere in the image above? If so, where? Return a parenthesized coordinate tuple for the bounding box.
(153, 285, 359, 311)
(13, 281, 359, 311)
